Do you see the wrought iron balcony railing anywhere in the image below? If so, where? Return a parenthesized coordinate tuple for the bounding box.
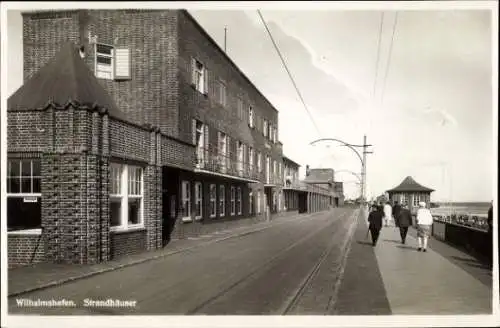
(194, 147, 262, 182)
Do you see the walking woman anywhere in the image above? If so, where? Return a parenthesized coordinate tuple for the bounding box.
(416, 201, 434, 252)
(368, 204, 384, 246)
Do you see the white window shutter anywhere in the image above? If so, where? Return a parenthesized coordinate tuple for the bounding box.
(192, 119, 197, 145)
(203, 68, 209, 95)
(191, 58, 196, 86)
(114, 48, 131, 80)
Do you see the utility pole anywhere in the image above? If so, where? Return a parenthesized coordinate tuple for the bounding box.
(361, 135, 373, 203)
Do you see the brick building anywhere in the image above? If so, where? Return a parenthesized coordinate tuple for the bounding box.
(6, 9, 332, 268)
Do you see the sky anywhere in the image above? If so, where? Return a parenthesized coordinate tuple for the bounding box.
(3, 2, 497, 202)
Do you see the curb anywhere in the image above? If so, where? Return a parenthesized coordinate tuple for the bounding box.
(8, 210, 327, 297)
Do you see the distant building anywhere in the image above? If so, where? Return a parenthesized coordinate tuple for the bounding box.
(303, 167, 335, 208)
(334, 182, 345, 207)
(386, 176, 434, 214)
(282, 156, 301, 212)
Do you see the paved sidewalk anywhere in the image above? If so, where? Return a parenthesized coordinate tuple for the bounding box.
(374, 226, 492, 315)
(8, 211, 321, 297)
(334, 218, 492, 315)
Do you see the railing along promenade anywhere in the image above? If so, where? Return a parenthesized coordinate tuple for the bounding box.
(431, 212, 492, 265)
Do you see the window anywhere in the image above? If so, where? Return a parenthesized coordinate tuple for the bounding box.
(110, 164, 144, 230)
(191, 58, 207, 94)
(257, 192, 261, 214)
(401, 193, 408, 205)
(268, 123, 272, 141)
(237, 187, 242, 215)
(237, 141, 244, 175)
(95, 43, 114, 80)
(278, 162, 282, 183)
(194, 120, 205, 166)
(195, 182, 202, 220)
(249, 147, 254, 174)
(263, 120, 268, 137)
(219, 185, 226, 217)
(218, 132, 227, 172)
(266, 156, 271, 183)
(249, 106, 254, 128)
(209, 184, 217, 218)
(7, 159, 42, 232)
(237, 98, 244, 120)
(413, 194, 421, 207)
(181, 181, 191, 221)
(230, 186, 236, 216)
(217, 80, 226, 106)
(249, 191, 254, 215)
(257, 152, 262, 173)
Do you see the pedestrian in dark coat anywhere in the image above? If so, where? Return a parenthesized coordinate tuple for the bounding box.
(368, 205, 384, 246)
(398, 203, 412, 244)
(393, 201, 402, 227)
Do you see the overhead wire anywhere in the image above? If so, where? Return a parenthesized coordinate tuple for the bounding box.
(256, 10, 322, 138)
(380, 12, 399, 106)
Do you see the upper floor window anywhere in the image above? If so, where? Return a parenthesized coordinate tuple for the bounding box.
(249, 106, 255, 128)
(217, 80, 226, 106)
(95, 43, 114, 80)
(191, 58, 208, 94)
(7, 159, 42, 232)
(110, 164, 144, 230)
(237, 98, 244, 120)
(263, 120, 268, 138)
(257, 152, 262, 173)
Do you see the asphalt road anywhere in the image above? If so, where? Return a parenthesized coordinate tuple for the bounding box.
(8, 208, 359, 315)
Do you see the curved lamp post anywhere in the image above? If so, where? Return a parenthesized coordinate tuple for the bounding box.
(310, 136, 373, 202)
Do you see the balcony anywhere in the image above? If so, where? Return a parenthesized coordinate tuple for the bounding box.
(194, 147, 261, 183)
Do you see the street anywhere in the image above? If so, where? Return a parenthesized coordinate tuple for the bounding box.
(8, 208, 359, 315)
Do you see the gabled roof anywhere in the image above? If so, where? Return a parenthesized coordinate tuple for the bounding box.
(304, 168, 334, 184)
(387, 176, 434, 193)
(8, 42, 127, 121)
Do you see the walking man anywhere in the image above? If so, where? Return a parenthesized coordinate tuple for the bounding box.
(397, 203, 412, 244)
(383, 201, 393, 227)
(368, 204, 384, 246)
(416, 201, 434, 252)
(392, 201, 402, 227)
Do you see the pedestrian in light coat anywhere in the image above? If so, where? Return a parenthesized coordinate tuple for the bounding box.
(397, 203, 412, 244)
(383, 201, 393, 227)
(368, 204, 384, 246)
(416, 201, 434, 252)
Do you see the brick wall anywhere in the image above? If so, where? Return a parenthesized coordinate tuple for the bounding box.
(23, 10, 180, 138)
(177, 11, 283, 181)
(110, 229, 147, 259)
(7, 111, 45, 152)
(7, 233, 45, 268)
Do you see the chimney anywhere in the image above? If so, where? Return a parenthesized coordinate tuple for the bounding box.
(306, 165, 310, 176)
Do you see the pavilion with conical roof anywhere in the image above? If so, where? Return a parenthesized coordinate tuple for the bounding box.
(386, 176, 434, 213)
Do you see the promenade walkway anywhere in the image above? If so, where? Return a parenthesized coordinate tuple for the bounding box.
(334, 212, 493, 315)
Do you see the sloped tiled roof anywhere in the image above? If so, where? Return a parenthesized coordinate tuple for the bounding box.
(304, 168, 334, 184)
(387, 176, 434, 193)
(8, 42, 127, 121)
(283, 155, 301, 168)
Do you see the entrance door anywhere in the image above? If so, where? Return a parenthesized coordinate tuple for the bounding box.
(162, 167, 180, 246)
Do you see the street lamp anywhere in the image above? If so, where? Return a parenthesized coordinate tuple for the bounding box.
(310, 135, 373, 202)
